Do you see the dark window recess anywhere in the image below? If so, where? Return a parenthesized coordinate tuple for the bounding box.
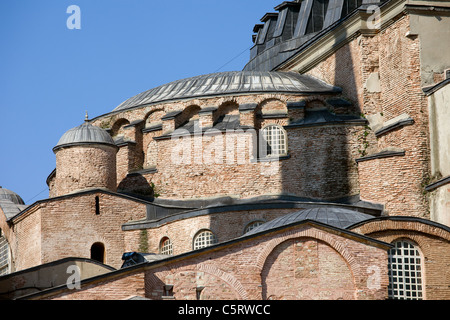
(91, 242, 105, 263)
(341, 0, 363, 18)
(95, 196, 100, 215)
(306, 0, 329, 34)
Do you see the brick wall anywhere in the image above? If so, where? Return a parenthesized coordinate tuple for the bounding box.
(38, 223, 389, 300)
(54, 145, 117, 197)
(90, 92, 367, 202)
(351, 219, 450, 300)
(9, 208, 42, 271)
(11, 192, 147, 270)
(123, 208, 299, 255)
(304, 15, 431, 218)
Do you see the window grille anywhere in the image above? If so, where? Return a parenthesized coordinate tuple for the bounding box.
(160, 238, 173, 255)
(193, 230, 218, 250)
(244, 221, 265, 234)
(388, 240, 423, 300)
(0, 236, 10, 276)
(261, 125, 287, 157)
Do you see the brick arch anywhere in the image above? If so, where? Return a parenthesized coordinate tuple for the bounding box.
(255, 227, 358, 272)
(214, 101, 239, 122)
(254, 94, 289, 105)
(144, 109, 165, 126)
(349, 219, 450, 242)
(111, 118, 130, 137)
(148, 262, 249, 300)
(255, 98, 288, 116)
(176, 105, 201, 128)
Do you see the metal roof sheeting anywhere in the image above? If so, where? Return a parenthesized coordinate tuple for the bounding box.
(113, 71, 341, 112)
(244, 206, 374, 236)
(53, 121, 116, 151)
(0, 187, 25, 205)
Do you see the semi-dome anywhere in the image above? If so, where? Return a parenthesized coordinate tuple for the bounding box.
(244, 207, 374, 236)
(113, 71, 341, 112)
(0, 186, 25, 205)
(53, 120, 116, 152)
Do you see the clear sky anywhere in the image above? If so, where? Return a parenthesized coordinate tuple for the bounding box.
(0, 0, 279, 204)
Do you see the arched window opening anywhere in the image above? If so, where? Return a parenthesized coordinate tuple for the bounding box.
(193, 230, 218, 250)
(388, 240, 424, 300)
(0, 230, 11, 276)
(260, 125, 288, 158)
(91, 242, 105, 264)
(244, 220, 265, 234)
(160, 237, 173, 255)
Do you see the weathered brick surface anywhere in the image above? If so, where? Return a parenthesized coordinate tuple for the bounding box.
(87, 92, 368, 203)
(351, 219, 450, 300)
(123, 208, 298, 255)
(53, 145, 117, 197)
(36, 223, 389, 300)
(304, 15, 431, 218)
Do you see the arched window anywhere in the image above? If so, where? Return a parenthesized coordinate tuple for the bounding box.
(160, 237, 173, 255)
(260, 125, 287, 157)
(91, 242, 105, 264)
(388, 239, 424, 300)
(193, 230, 218, 250)
(244, 220, 265, 234)
(0, 230, 11, 276)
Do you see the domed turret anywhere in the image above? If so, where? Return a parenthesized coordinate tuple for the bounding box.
(52, 116, 118, 197)
(0, 186, 25, 205)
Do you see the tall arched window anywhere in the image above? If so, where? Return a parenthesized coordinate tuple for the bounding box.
(160, 237, 173, 255)
(193, 230, 218, 250)
(260, 125, 287, 158)
(91, 242, 105, 264)
(388, 239, 424, 300)
(0, 230, 11, 276)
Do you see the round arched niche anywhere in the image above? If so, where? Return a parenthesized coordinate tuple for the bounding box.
(261, 237, 355, 300)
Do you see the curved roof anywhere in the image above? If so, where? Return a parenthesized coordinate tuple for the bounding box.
(53, 121, 116, 152)
(244, 207, 374, 236)
(0, 186, 25, 205)
(113, 71, 341, 112)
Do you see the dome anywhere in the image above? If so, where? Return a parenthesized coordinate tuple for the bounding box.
(53, 120, 116, 152)
(244, 207, 374, 236)
(0, 186, 25, 205)
(113, 71, 341, 112)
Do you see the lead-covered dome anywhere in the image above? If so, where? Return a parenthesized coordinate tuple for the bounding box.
(113, 71, 341, 112)
(0, 186, 25, 205)
(53, 121, 116, 152)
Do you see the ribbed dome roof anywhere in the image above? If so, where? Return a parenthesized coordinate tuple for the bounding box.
(53, 121, 116, 152)
(113, 71, 341, 112)
(0, 186, 25, 205)
(244, 207, 374, 236)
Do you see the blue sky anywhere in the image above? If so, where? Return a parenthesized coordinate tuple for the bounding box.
(0, 0, 279, 204)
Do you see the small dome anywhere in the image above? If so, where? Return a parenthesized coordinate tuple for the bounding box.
(53, 121, 116, 152)
(244, 207, 374, 236)
(0, 186, 25, 205)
